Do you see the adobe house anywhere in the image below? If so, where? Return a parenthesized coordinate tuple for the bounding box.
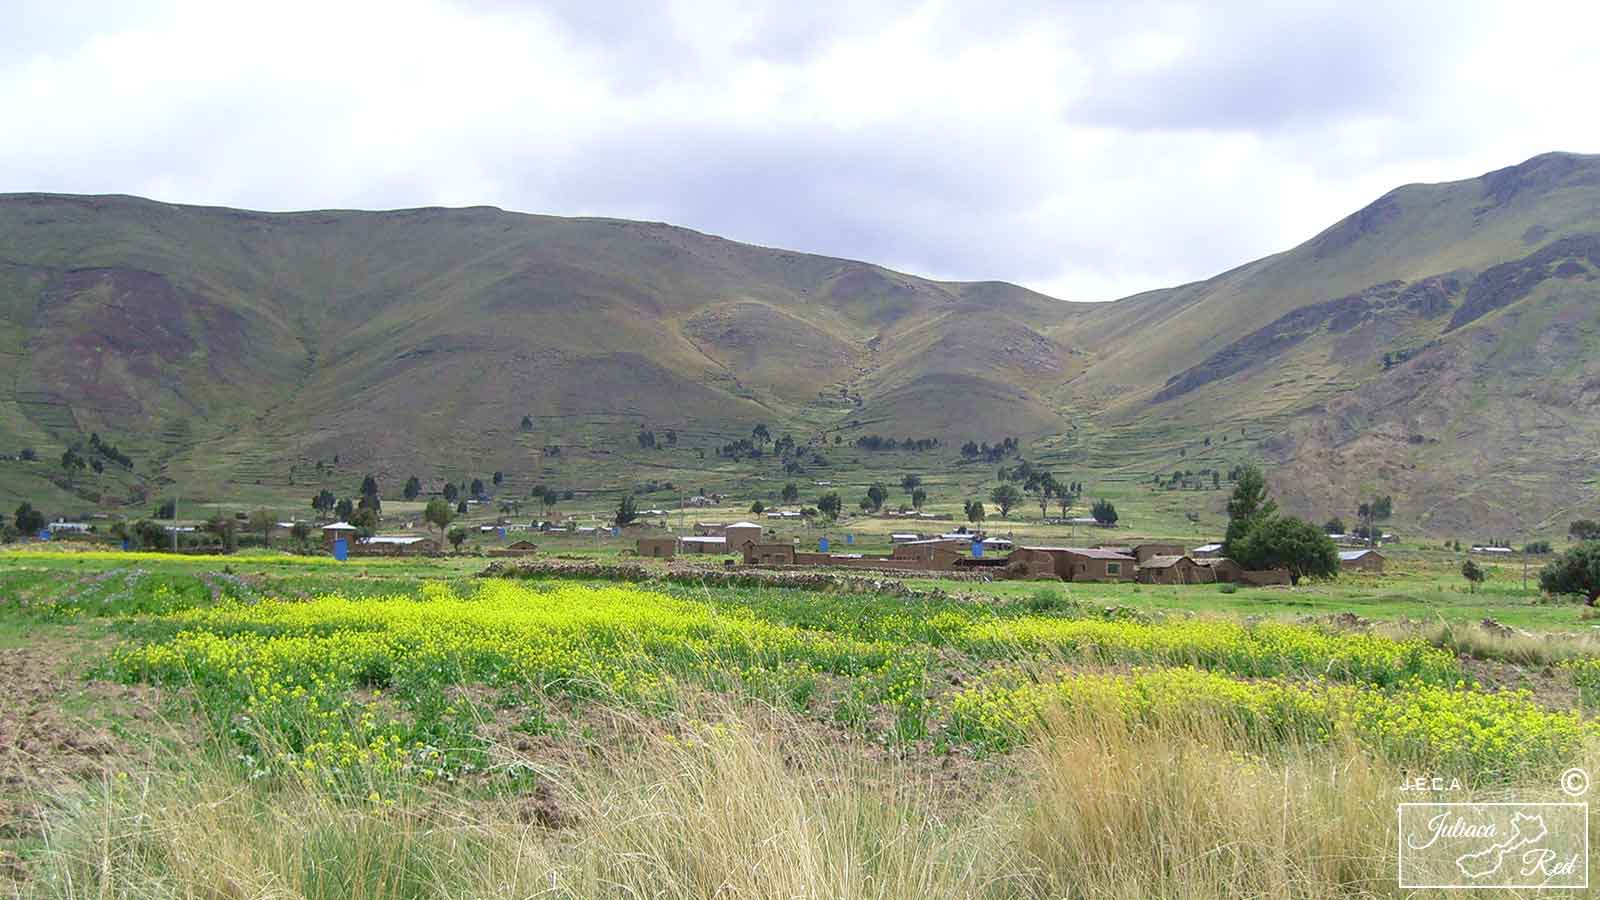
(356, 535, 439, 556)
(890, 538, 966, 561)
(321, 521, 358, 550)
(487, 540, 539, 557)
(1193, 557, 1243, 582)
(693, 522, 727, 536)
(1237, 568, 1293, 586)
(1136, 555, 1215, 585)
(678, 535, 729, 555)
(723, 521, 763, 553)
(744, 541, 798, 565)
(636, 535, 677, 558)
(1190, 557, 1291, 586)
(1131, 542, 1187, 563)
(1008, 547, 1136, 583)
(1339, 549, 1386, 574)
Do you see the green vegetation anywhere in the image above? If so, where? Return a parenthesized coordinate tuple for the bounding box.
(1540, 543, 1600, 604)
(6, 550, 1600, 896)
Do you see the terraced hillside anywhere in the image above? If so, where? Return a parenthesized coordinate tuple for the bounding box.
(1, 151, 1598, 535)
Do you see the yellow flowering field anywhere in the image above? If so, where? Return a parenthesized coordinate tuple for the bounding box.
(947, 666, 1597, 778)
(97, 578, 1594, 783)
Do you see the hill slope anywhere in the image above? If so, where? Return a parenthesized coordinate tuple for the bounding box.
(1, 151, 1598, 536)
(0, 194, 1091, 506)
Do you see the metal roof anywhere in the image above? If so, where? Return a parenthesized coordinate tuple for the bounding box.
(1018, 546, 1137, 560)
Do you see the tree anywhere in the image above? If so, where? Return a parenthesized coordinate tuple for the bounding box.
(132, 519, 166, 550)
(470, 478, 486, 498)
(1222, 464, 1278, 558)
(1540, 544, 1600, 605)
(752, 424, 771, 447)
(155, 499, 177, 519)
(311, 490, 336, 520)
(290, 521, 312, 544)
(443, 483, 459, 502)
(911, 487, 927, 510)
(750, 500, 766, 514)
(901, 474, 922, 495)
(990, 484, 1021, 518)
(1571, 520, 1600, 542)
(14, 502, 45, 535)
(781, 483, 800, 504)
(19, 447, 35, 461)
(249, 509, 274, 549)
(1324, 517, 1346, 535)
(1090, 498, 1119, 526)
(424, 498, 454, 545)
(1056, 487, 1075, 520)
(1461, 559, 1486, 593)
(360, 474, 379, 499)
(520, 415, 534, 432)
(335, 498, 354, 521)
(864, 483, 888, 512)
(816, 492, 842, 521)
(1231, 516, 1339, 585)
(403, 476, 421, 501)
(616, 494, 639, 526)
(60, 447, 86, 474)
(964, 499, 986, 524)
(456, 500, 468, 515)
(1025, 471, 1057, 519)
(350, 507, 379, 537)
(204, 515, 238, 551)
(447, 526, 468, 554)
(1357, 495, 1393, 547)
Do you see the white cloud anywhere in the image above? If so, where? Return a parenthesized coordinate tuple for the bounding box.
(2, 0, 1598, 301)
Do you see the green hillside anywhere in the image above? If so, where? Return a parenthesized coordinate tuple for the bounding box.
(2, 151, 1598, 536)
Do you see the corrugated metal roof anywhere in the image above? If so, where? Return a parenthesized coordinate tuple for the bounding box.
(1140, 555, 1189, 568)
(1018, 546, 1136, 560)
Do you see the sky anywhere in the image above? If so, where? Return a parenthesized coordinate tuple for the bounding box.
(3, 0, 1598, 301)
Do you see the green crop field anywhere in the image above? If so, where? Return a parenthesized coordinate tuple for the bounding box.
(3, 547, 1599, 896)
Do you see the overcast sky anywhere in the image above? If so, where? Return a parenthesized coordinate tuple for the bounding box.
(4, 0, 1598, 301)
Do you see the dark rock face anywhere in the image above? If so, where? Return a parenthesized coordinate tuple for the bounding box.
(1308, 193, 1402, 259)
(1400, 276, 1461, 318)
(1478, 152, 1600, 209)
(1446, 234, 1600, 331)
(1151, 278, 1459, 404)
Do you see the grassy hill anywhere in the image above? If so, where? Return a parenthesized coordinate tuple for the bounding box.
(2, 151, 1598, 537)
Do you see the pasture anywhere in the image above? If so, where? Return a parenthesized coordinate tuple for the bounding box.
(1, 548, 1598, 897)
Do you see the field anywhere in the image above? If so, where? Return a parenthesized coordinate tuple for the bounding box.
(3, 548, 1600, 897)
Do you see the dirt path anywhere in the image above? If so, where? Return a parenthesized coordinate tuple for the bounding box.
(0, 628, 192, 887)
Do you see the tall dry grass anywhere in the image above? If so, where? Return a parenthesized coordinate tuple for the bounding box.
(18, 698, 1591, 899)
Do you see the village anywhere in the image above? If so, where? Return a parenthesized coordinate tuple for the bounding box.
(282, 508, 1391, 587)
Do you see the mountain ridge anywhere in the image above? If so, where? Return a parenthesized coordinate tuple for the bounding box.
(2, 151, 1598, 535)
